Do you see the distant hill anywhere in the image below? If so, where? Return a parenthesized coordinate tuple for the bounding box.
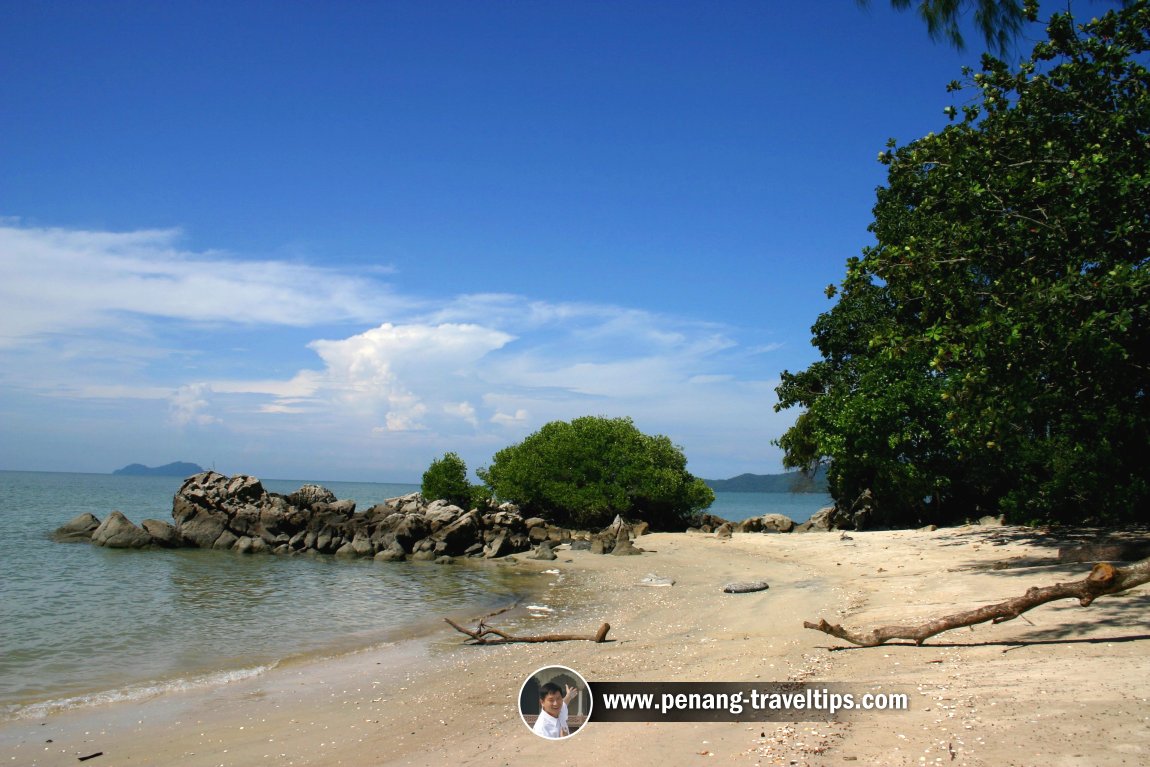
(113, 461, 204, 477)
(705, 467, 828, 493)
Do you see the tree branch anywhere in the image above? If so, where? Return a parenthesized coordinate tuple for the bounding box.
(445, 616, 612, 645)
(804, 558, 1150, 647)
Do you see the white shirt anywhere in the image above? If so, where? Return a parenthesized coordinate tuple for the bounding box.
(532, 701, 569, 738)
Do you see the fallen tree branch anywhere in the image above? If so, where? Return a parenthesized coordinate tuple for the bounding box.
(445, 616, 611, 645)
(805, 558, 1150, 647)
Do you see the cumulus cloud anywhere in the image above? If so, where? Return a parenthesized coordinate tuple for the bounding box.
(0, 220, 796, 477)
(292, 322, 515, 433)
(169, 383, 221, 427)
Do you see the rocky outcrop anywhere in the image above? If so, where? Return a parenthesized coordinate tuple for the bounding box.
(58, 471, 539, 560)
(57, 471, 691, 561)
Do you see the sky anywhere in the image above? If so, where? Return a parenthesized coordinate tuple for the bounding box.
(0, 1, 1040, 483)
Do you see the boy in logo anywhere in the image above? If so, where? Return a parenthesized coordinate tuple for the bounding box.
(532, 681, 580, 738)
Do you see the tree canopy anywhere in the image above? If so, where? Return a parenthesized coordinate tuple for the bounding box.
(776, 2, 1150, 526)
(862, 0, 1030, 55)
(421, 451, 474, 509)
(478, 416, 714, 530)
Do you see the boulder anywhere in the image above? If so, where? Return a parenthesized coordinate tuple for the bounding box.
(431, 510, 479, 555)
(736, 517, 763, 533)
(714, 523, 733, 539)
(141, 519, 183, 547)
(761, 514, 795, 533)
(53, 513, 102, 542)
(530, 542, 558, 561)
(212, 530, 239, 550)
(177, 507, 228, 548)
(485, 532, 514, 559)
(611, 525, 641, 555)
(287, 484, 338, 508)
(91, 511, 152, 549)
(374, 541, 406, 562)
(393, 515, 430, 550)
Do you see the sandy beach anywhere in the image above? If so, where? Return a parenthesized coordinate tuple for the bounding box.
(3, 525, 1148, 767)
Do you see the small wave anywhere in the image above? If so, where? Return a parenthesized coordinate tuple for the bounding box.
(3, 662, 277, 721)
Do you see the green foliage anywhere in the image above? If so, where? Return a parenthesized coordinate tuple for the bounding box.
(478, 416, 714, 530)
(859, 0, 1033, 55)
(421, 452, 474, 509)
(776, 3, 1150, 526)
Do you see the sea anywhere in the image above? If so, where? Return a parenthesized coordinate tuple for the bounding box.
(0, 470, 831, 720)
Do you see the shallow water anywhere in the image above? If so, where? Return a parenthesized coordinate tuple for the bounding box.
(0, 471, 528, 718)
(0, 471, 830, 718)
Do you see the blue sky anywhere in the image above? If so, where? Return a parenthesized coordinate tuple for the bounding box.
(0, 1, 1033, 482)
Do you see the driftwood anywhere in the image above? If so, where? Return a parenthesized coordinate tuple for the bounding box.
(805, 558, 1150, 647)
(445, 616, 611, 645)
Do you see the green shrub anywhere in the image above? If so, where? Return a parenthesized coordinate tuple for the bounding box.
(477, 416, 714, 530)
(421, 452, 473, 509)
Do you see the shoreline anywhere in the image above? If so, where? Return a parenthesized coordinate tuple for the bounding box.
(2, 527, 1148, 765)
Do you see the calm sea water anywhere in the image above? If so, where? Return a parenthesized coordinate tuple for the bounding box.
(0, 470, 829, 719)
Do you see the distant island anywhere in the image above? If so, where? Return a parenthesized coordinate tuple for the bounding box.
(704, 467, 828, 493)
(112, 462, 204, 477)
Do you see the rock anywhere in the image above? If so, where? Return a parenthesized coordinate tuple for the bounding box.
(612, 540, 642, 555)
(918, 524, 938, 532)
(177, 507, 228, 548)
(530, 542, 558, 561)
(91, 511, 152, 548)
(225, 474, 265, 503)
(141, 519, 182, 547)
(978, 515, 1005, 527)
(761, 514, 795, 533)
(334, 542, 359, 558)
(393, 515, 430, 550)
(287, 484, 338, 508)
(434, 555, 454, 565)
(425, 501, 466, 531)
(524, 517, 547, 530)
(736, 517, 763, 533)
(485, 532, 514, 559)
(374, 541, 406, 562)
(410, 550, 437, 561)
(723, 581, 770, 594)
(213, 530, 239, 550)
(53, 513, 102, 542)
(715, 523, 733, 539)
(528, 525, 550, 543)
(431, 510, 479, 556)
(639, 573, 675, 587)
(805, 507, 837, 532)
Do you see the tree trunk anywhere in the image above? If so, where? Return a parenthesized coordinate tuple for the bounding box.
(804, 558, 1150, 647)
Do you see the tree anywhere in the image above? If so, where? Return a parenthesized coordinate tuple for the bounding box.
(421, 452, 473, 509)
(864, 0, 1029, 55)
(776, 2, 1150, 525)
(477, 416, 714, 530)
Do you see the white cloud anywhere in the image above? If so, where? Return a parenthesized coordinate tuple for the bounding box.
(170, 383, 221, 427)
(0, 220, 797, 478)
(294, 322, 515, 432)
(0, 222, 403, 347)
